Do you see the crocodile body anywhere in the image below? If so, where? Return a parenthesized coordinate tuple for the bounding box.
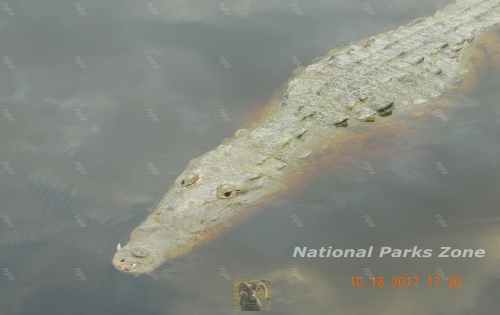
(113, 0, 500, 274)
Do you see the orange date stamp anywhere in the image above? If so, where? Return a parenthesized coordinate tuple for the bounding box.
(351, 274, 463, 289)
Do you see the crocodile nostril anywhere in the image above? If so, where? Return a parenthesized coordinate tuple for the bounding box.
(131, 247, 150, 258)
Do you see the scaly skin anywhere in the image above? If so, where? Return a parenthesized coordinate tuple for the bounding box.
(113, 0, 500, 275)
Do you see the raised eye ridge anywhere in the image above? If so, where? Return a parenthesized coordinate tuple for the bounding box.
(180, 173, 200, 187)
(217, 184, 244, 199)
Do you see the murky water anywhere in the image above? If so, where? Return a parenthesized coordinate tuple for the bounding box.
(1, 0, 499, 314)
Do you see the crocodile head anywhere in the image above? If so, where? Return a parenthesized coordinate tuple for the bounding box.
(112, 141, 284, 275)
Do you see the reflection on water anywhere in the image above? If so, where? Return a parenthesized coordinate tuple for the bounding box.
(0, 0, 499, 314)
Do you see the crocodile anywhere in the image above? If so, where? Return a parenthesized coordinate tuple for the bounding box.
(112, 0, 500, 275)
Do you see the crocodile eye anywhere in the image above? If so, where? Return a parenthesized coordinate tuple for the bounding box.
(180, 174, 199, 188)
(217, 184, 243, 199)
